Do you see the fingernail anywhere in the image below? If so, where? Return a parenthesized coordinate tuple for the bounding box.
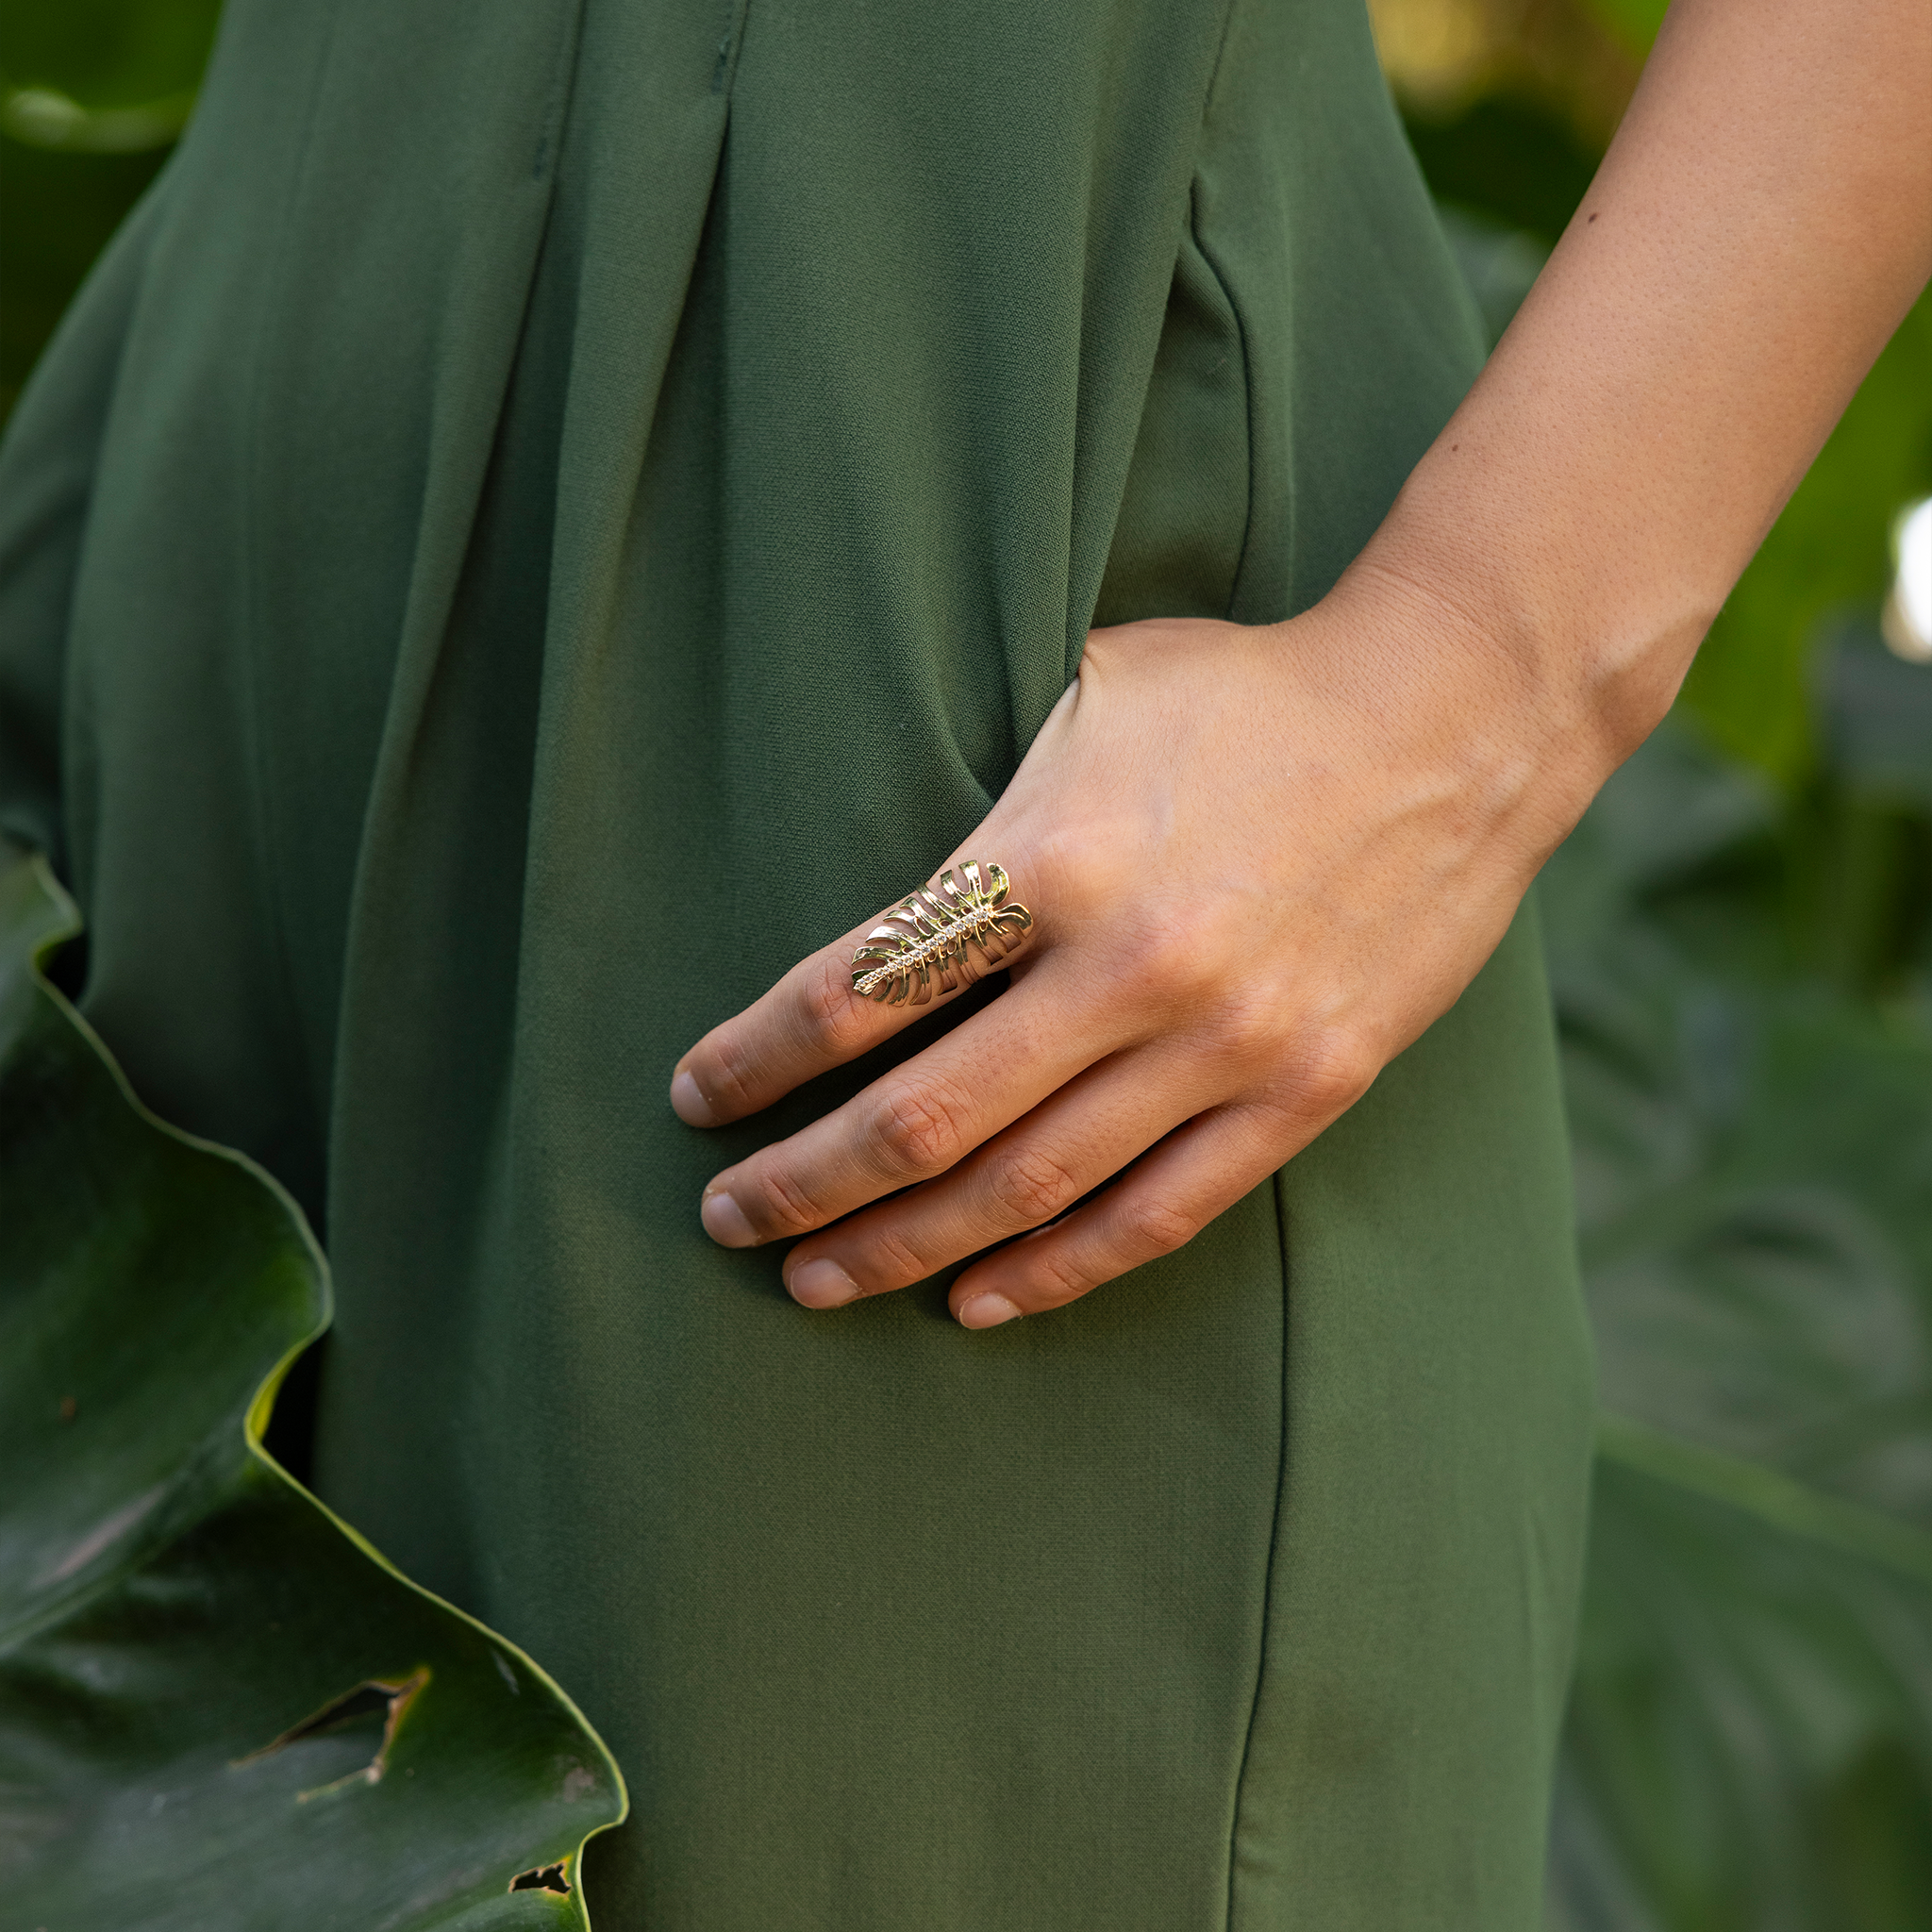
(671, 1069, 718, 1126)
(701, 1188, 757, 1247)
(788, 1258, 860, 1309)
(958, 1292, 1023, 1330)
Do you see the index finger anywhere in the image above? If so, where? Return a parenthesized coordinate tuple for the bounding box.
(670, 858, 1039, 1125)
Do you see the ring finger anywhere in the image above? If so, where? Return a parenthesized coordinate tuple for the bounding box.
(775, 1041, 1218, 1307)
(947, 1100, 1297, 1324)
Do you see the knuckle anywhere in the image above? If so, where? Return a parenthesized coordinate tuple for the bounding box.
(1022, 1243, 1097, 1308)
(1121, 924, 1203, 1002)
(699, 1031, 759, 1113)
(1207, 988, 1291, 1063)
(1112, 908, 1225, 1008)
(745, 1161, 827, 1238)
(796, 953, 875, 1058)
(1285, 1026, 1378, 1117)
(866, 1224, 938, 1289)
(870, 1073, 974, 1175)
(985, 1147, 1083, 1226)
(1124, 1195, 1202, 1254)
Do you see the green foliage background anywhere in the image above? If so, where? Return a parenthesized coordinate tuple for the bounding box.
(3, 2, 1928, 1926)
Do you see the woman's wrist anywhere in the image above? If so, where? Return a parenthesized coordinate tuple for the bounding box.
(1383, 468, 1703, 744)
(1285, 509, 1656, 878)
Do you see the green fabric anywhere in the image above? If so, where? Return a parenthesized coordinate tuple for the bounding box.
(0, 1, 1594, 1925)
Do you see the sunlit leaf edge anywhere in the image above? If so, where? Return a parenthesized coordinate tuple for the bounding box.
(0, 78, 194, 154)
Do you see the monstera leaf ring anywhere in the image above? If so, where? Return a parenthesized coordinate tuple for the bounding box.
(850, 861, 1034, 1006)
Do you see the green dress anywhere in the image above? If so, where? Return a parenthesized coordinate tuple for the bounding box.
(0, 0, 1595, 1924)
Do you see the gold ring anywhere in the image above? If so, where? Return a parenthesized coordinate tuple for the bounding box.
(851, 860, 1034, 1006)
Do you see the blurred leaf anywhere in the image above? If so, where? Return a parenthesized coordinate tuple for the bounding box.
(0, 85, 194, 154)
(0, 0, 220, 112)
(1553, 1433, 1932, 1932)
(1438, 201, 1552, 347)
(0, 142, 167, 423)
(1801, 622, 1932, 1003)
(0, 142, 164, 426)
(0, 0, 223, 418)
(1549, 723, 1932, 1522)
(1406, 92, 1605, 244)
(1579, 0, 1670, 58)
(1819, 620, 1932, 815)
(0, 843, 627, 1928)
(1546, 724, 1932, 1928)
(1682, 291, 1932, 784)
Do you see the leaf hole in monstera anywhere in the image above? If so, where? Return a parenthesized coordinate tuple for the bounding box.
(509, 1861, 573, 1894)
(232, 1666, 430, 1801)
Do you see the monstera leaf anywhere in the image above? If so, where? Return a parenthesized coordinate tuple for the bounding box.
(1545, 723, 1932, 1930)
(0, 843, 626, 1928)
(1557, 1426, 1932, 1932)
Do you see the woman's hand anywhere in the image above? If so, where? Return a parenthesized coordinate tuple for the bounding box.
(669, 575, 1608, 1327)
(669, 0, 1930, 1328)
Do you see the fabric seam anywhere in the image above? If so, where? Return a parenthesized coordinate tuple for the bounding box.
(711, 0, 753, 93)
(1221, 1169, 1294, 1932)
(1191, 15, 1289, 1905)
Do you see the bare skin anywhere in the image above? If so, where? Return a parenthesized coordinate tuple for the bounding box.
(671, 0, 1932, 1328)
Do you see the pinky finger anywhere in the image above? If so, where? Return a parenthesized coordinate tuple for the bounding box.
(946, 1102, 1291, 1328)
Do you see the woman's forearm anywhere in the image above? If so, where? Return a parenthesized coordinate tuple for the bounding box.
(1352, 0, 1932, 793)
